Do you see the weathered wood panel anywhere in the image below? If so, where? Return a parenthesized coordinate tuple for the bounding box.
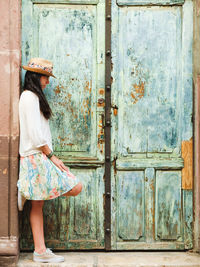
(116, 158, 184, 170)
(155, 171, 182, 241)
(32, 0, 98, 3)
(69, 169, 99, 240)
(117, 0, 184, 6)
(116, 6, 182, 154)
(20, 167, 105, 250)
(145, 168, 155, 243)
(21, 0, 105, 250)
(181, 0, 193, 142)
(33, 4, 96, 156)
(111, 0, 193, 250)
(117, 171, 145, 241)
(183, 190, 193, 249)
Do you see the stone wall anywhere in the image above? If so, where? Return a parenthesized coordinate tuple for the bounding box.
(0, 0, 21, 265)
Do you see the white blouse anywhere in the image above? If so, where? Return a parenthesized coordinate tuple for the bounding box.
(19, 90, 53, 157)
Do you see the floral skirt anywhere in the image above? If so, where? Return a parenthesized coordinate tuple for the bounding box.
(17, 152, 80, 200)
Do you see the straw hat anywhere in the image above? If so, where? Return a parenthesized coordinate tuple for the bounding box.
(22, 58, 56, 78)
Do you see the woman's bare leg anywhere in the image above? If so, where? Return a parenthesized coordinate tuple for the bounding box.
(63, 182, 83, 197)
(30, 183, 82, 253)
(30, 200, 46, 254)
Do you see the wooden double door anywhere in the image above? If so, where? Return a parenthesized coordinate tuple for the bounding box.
(20, 0, 193, 250)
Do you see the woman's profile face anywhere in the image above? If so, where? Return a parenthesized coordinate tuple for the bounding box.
(40, 75, 50, 90)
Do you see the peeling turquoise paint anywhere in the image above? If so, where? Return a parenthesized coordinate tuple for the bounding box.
(183, 190, 193, 249)
(117, 171, 145, 241)
(155, 171, 182, 241)
(33, 5, 96, 153)
(20, 0, 105, 250)
(111, 0, 193, 250)
(116, 6, 182, 154)
(21, 0, 193, 251)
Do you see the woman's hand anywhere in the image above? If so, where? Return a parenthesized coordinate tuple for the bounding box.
(50, 155, 68, 172)
(39, 144, 68, 172)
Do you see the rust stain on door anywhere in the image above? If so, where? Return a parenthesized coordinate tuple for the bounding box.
(131, 81, 145, 104)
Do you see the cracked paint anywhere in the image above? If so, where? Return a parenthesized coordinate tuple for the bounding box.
(97, 114, 104, 153)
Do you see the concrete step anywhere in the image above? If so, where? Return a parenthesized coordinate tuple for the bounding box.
(17, 251, 200, 267)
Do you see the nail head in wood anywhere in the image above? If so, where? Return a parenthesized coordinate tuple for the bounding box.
(106, 50, 111, 56)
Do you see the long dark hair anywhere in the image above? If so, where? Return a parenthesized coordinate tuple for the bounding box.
(23, 71, 52, 119)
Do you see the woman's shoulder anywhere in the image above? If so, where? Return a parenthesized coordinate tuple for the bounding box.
(21, 90, 38, 98)
(19, 90, 39, 108)
(20, 90, 39, 102)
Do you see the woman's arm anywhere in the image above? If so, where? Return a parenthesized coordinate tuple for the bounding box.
(40, 144, 68, 172)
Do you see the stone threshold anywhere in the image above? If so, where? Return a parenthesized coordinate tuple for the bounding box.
(17, 251, 200, 267)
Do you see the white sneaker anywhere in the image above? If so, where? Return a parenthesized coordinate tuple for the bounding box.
(33, 248, 65, 263)
(18, 190, 26, 211)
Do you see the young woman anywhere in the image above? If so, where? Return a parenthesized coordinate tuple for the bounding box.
(17, 58, 82, 263)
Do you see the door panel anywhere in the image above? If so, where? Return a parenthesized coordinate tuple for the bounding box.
(34, 4, 97, 156)
(117, 171, 145, 241)
(111, 0, 193, 250)
(69, 169, 100, 240)
(116, 6, 182, 154)
(20, 0, 105, 250)
(155, 171, 182, 241)
(31, 0, 99, 3)
(117, 0, 184, 5)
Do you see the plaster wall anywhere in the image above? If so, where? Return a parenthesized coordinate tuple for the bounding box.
(0, 0, 21, 264)
(194, 0, 200, 80)
(193, 0, 200, 253)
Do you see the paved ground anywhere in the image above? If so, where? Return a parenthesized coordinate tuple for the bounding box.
(17, 251, 200, 267)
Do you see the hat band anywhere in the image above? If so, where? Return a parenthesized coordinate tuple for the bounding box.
(28, 62, 53, 74)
